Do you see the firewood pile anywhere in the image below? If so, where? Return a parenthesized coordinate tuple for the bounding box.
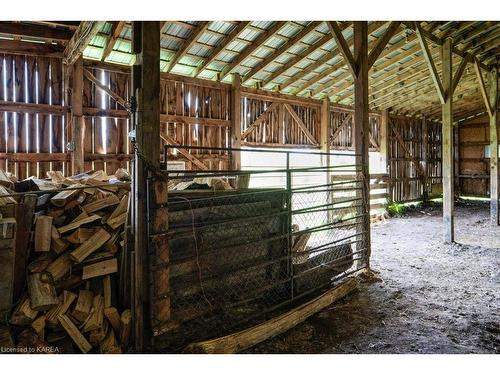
(0, 169, 131, 353)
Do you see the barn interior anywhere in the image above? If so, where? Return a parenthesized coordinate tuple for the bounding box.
(0, 15, 498, 356)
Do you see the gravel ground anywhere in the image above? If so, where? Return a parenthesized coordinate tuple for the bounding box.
(248, 200, 500, 353)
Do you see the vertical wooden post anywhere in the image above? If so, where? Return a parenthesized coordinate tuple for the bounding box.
(489, 66, 498, 225)
(321, 98, 331, 169)
(231, 73, 242, 170)
(71, 56, 84, 175)
(353, 21, 371, 267)
(131, 21, 160, 352)
(421, 115, 429, 200)
(441, 37, 454, 243)
(379, 109, 389, 174)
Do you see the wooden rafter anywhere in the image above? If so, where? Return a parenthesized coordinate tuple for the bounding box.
(220, 21, 287, 81)
(101, 21, 126, 61)
(415, 22, 446, 104)
(166, 21, 210, 73)
(242, 21, 322, 84)
(195, 22, 250, 77)
(473, 58, 493, 117)
(83, 69, 128, 109)
(65, 21, 104, 65)
(327, 21, 356, 76)
(160, 133, 208, 170)
(367, 21, 401, 69)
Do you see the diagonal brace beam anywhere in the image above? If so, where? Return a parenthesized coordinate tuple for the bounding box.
(327, 21, 357, 76)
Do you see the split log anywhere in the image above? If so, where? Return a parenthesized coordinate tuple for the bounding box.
(107, 212, 127, 230)
(83, 295, 104, 332)
(50, 184, 83, 207)
(69, 228, 111, 263)
(82, 194, 119, 213)
(31, 315, 46, 340)
(45, 290, 77, 327)
(65, 227, 96, 244)
(10, 295, 38, 325)
(57, 214, 101, 234)
(184, 278, 358, 353)
(0, 325, 14, 347)
(46, 253, 73, 281)
(58, 313, 92, 353)
(104, 306, 121, 334)
(27, 272, 59, 311)
(103, 275, 112, 308)
(119, 309, 131, 348)
(107, 194, 128, 222)
(82, 258, 117, 280)
(72, 289, 94, 322)
(89, 319, 109, 346)
(100, 329, 122, 353)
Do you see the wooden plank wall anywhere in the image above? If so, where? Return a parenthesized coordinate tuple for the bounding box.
(82, 66, 131, 174)
(329, 108, 381, 151)
(240, 94, 321, 148)
(0, 54, 67, 178)
(458, 114, 500, 197)
(388, 115, 442, 202)
(159, 75, 232, 170)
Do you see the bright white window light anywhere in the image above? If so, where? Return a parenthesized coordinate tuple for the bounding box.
(100, 70, 107, 154)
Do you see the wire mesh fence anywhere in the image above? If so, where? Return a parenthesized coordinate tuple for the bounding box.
(146, 146, 370, 351)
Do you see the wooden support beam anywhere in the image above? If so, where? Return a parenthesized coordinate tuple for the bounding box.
(166, 21, 210, 73)
(64, 21, 104, 65)
(320, 99, 331, 153)
(441, 37, 454, 243)
(0, 39, 64, 57)
(195, 22, 250, 77)
(84, 68, 128, 109)
(0, 22, 74, 42)
(327, 21, 356, 76)
(71, 57, 84, 175)
(474, 58, 494, 117)
(131, 21, 161, 352)
(451, 55, 470, 96)
(231, 74, 242, 170)
(367, 21, 401, 69)
(102, 21, 126, 61)
(415, 23, 446, 105)
(0, 101, 67, 115)
(353, 21, 371, 267)
(489, 67, 498, 225)
(220, 22, 287, 81)
(185, 277, 358, 353)
(242, 22, 322, 84)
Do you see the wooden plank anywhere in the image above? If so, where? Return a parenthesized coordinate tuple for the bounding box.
(72, 56, 84, 174)
(185, 278, 358, 353)
(160, 114, 231, 127)
(327, 21, 356, 76)
(84, 68, 128, 109)
(0, 22, 74, 42)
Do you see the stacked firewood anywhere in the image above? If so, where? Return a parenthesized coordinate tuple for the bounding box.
(0, 169, 131, 353)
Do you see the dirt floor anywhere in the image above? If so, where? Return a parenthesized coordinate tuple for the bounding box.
(248, 200, 500, 353)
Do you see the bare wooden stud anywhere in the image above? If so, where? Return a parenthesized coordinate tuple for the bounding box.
(231, 73, 242, 170)
(489, 67, 499, 224)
